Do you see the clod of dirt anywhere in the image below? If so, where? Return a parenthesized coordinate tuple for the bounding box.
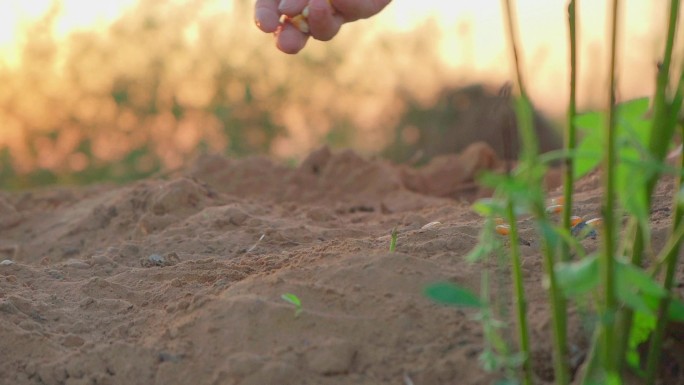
(140, 252, 181, 267)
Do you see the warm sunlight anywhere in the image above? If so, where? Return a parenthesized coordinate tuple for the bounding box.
(0, 0, 675, 186)
(0, 0, 662, 115)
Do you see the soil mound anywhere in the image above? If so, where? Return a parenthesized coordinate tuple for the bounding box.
(0, 147, 680, 385)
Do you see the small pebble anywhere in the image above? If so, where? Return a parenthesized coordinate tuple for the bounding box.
(140, 252, 180, 267)
(421, 221, 441, 230)
(0, 259, 14, 265)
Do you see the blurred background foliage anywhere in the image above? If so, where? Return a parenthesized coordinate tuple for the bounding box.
(0, 0, 559, 190)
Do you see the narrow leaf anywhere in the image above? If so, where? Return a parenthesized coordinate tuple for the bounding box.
(424, 282, 482, 308)
(555, 254, 599, 297)
(281, 293, 301, 307)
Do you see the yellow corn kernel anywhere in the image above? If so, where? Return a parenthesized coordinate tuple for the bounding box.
(545, 204, 564, 214)
(570, 215, 584, 227)
(496, 224, 511, 236)
(286, 1, 335, 34)
(550, 196, 565, 206)
(289, 14, 310, 33)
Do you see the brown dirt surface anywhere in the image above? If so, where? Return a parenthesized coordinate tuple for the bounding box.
(1, 145, 682, 385)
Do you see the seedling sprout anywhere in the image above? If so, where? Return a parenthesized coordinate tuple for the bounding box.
(281, 293, 303, 317)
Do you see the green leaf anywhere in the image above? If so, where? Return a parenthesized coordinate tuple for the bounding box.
(424, 282, 482, 308)
(605, 371, 623, 385)
(573, 111, 603, 180)
(617, 260, 667, 298)
(472, 197, 502, 217)
(479, 348, 498, 372)
(389, 227, 397, 252)
(555, 254, 599, 298)
(617, 283, 655, 315)
(617, 97, 649, 122)
(668, 298, 684, 321)
(573, 97, 652, 182)
(626, 310, 656, 372)
(281, 293, 301, 307)
(615, 260, 666, 315)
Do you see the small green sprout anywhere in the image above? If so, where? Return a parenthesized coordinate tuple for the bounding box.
(389, 227, 397, 252)
(281, 293, 303, 317)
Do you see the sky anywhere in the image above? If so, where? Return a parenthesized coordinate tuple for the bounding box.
(0, 0, 675, 115)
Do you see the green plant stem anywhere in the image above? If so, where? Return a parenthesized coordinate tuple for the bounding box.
(563, 0, 578, 258)
(500, 2, 570, 383)
(501, 0, 527, 98)
(537, 217, 570, 385)
(389, 227, 397, 252)
(645, 129, 684, 385)
(599, 0, 620, 377)
(618, 0, 681, 368)
(556, 3, 577, 382)
(647, 0, 681, 163)
(505, 202, 534, 385)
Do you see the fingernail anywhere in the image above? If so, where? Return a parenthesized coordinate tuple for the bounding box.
(278, 0, 294, 13)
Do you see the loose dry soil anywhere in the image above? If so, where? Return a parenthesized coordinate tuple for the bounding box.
(1, 144, 682, 385)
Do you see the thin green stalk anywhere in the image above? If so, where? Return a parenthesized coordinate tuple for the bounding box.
(645, 128, 684, 385)
(536, 217, 570, 385)
(501, 1, 570, 383)
(599, 0, 620, 377)
(647, 0, 681, 163)
(562, 0, 578, 257)
(505, 202, 534, 385)
(500, 3, 535, 385)
(389, 227, 397, 252)
(501, 0, 538, 162)
(501, 0, 527, 98)
(556, 3, 577, 382)
(618, 0, 681, 368)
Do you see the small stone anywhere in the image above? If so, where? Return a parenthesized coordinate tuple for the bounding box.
(140, 252, 180, 267)
(420, 221, 441, 230)
(0, 259, 14, 265)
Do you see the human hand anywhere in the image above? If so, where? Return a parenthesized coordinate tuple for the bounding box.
(254, 0, 391, 54)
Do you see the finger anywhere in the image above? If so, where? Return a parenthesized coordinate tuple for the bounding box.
(276, 23, 310, 54)
(308, 0, 344, 41)
(255, 0, 281, 32)
(278, 0, 309, 16)
(329, 0, 392, 22)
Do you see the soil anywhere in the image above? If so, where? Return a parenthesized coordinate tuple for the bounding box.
(0, 143, 682, 385)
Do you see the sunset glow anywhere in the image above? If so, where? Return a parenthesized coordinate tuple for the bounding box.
(0, 0, 668, 115)
(0, 0, 678, 185)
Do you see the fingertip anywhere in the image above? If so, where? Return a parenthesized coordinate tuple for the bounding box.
(255, 7, 281, 32)
(276, 24, 309, 54)
(307, 0, 343, 41)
